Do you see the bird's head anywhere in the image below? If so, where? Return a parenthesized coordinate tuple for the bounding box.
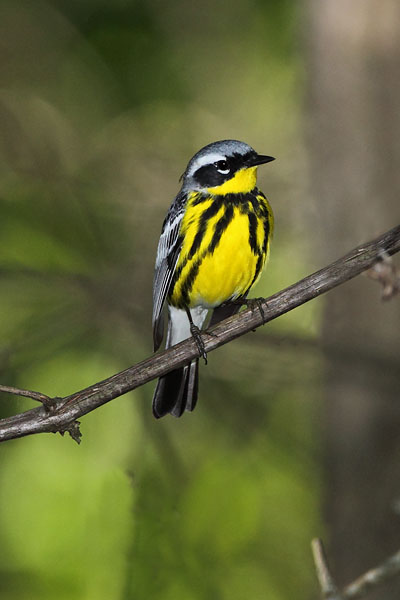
(180, 140, 275, 195)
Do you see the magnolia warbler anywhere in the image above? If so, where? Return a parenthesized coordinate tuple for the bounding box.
(152, 140, 274, 418)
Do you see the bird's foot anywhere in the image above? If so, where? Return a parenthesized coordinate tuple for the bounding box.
(246, 297, 267, 324)
(227, 296, 267, 324)
(190, 323, 208, 364)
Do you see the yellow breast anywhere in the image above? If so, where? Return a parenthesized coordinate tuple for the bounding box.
(188, 208, 260, 307)
(169, 190, 272, 309)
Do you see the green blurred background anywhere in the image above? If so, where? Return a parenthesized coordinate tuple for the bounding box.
(0, 1, 399, 599)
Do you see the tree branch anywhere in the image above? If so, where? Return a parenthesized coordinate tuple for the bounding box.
(312, 538, 343, 600)
(0, 384, 56, 408)
(343, 547, 400, 598)
(0, 224, 399, 443)
(312, 537, 400, 599)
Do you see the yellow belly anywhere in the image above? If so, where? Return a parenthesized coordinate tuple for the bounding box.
(189, 211, 260, 307)
(170, 204, 269, 309)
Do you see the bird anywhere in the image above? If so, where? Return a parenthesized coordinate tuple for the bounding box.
(152, 139, 275, 418)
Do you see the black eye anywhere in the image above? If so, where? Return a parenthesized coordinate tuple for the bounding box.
(214, 160, 230, 174)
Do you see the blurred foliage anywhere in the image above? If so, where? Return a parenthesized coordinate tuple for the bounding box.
(0, 1, 322, 599)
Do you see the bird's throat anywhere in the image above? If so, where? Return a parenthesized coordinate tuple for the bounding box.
(207, 167, 257, 195)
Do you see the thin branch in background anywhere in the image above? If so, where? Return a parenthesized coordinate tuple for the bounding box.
(0, 224, 399, 443)
(312, 538, 344, 600)
(312, 538, 400, 599)
(343, 547, 400, 599)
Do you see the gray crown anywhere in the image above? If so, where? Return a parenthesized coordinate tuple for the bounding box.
(182, 139, 255, 189)
(185, 140, 254, 173)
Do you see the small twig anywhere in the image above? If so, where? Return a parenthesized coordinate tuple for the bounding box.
(312, 538, 344, 600)
(343, 548, 400, 599)
(0, 384, 56, 412)
(366, 250, 400, 300)
(312, 538, 400, 599)
(58, 420, 82, 445)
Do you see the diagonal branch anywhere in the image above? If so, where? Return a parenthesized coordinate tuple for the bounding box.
(312, 537, 400, 599)
(0, 224, 399, 443)
(343, 547, 400, 598)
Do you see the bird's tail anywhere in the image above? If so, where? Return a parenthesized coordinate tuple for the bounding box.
(152, 306, 207, 419)
(152, 359, 199, 418)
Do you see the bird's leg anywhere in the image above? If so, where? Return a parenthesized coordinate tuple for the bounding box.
(247, 297, 266, 324)
(185, 307, 208, 364)
(223, 296, 267, 324)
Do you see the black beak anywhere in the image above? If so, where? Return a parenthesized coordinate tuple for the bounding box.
(248, 154, 275, 167)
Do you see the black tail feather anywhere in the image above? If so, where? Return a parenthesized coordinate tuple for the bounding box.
(152, 301, 242, 419)
(152, 360, 199, 419)
(179, 360, 199, 413)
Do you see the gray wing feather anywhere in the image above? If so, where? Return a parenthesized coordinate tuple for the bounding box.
(152, 197, 185, 350)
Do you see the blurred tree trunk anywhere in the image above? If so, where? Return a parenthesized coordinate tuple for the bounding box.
(306, 1, 400, 597)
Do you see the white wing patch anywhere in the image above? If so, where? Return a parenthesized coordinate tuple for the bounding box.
(155, 212, 182, 268)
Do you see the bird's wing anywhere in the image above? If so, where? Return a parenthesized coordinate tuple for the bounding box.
(152, 193, 186, 350)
